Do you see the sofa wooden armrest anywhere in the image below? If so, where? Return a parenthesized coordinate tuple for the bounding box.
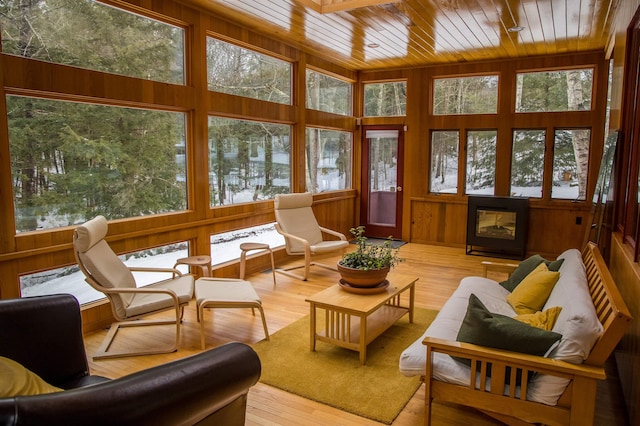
(423, 336, 606, 426)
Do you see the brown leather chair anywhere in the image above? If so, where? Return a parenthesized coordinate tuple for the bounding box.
(0, 294, 261, 425)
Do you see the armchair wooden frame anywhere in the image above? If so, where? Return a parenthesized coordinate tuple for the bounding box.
(80, 269, 189, 360)
(422, 243, 632, 426)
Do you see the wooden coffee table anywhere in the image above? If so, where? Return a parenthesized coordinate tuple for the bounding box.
(305, 272, 417, 364)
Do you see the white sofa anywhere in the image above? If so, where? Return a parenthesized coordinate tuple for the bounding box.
(399, 244, 632, 425)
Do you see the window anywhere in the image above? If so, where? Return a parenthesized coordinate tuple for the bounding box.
(433, 75, 498, 115)
(305, 128, 352, 193)
(21, 242, 189, 305)
(430, 131, 459, 194)
(209, 223, 284, 266)
(206, 37, 291, 104)
(306, 69, 352, 115)
(8, 96, 187, 232)
(516, 69, 593, 112)
(208, 117, 291, 206)
(511, 130, 546, 198)
(363, 81, 407, 116)
(0, 0, 184, 84)
(552, 129, 591, 200)
(466, 130, 497, 195)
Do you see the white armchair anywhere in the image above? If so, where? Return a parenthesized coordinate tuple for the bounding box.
(274, 192, 349, 281)
(73, 216, 194, 360)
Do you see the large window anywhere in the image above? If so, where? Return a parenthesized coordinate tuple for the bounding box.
(433, 75, 498, 115)
(306, 69, 352, 115)
(511, 130, 546, 198)
(206, 37, 291, 104)
(552, 129, 591, 200)
(208, 117, 291, 206)
(0, 0, 184, 84)
(305, 128, 352, 193)
(516, 69, 593, 112)
(8, 96, 187, 232)
(465, 130, 497, 195)
(363, 81, 407, 116)
(429, 131, 459, 194)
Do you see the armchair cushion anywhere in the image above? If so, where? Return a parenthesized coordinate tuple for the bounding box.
(0, 357, 62, 397)
(274, 192, 323, 251)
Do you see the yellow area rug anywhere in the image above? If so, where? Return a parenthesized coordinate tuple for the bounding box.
(252, 308, 437, 424)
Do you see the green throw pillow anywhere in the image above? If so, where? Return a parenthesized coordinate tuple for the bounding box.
(499, 255, 564, 292)
(456, 294, 562, 357)
(545, 258, 565, 272)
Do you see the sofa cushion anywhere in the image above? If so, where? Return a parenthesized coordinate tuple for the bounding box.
(545, 249, 603, 362)
(507, 263, 560, 314)
(525, 248, 604, 406)
(0, 356, 63, 397)
(515, 306, 562, 331)
(399, 276, 511, 377)
(457, 294, 562, 356)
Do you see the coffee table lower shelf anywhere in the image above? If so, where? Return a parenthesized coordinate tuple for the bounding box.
(314, 304, 409, 352)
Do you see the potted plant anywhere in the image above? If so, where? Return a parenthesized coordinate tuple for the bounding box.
(337, 226, 404, 288)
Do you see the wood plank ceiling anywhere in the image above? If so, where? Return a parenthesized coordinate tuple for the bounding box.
(182, 0, 618, 70)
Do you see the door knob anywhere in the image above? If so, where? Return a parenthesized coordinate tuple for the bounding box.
(397, 186, 402, 192)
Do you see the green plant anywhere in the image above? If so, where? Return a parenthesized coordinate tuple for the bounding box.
(338, 226, 404, 270)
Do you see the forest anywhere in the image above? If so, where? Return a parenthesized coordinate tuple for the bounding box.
(2, 0, 594, 234)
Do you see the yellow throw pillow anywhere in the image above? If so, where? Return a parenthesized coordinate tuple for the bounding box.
(507, 263, 560, 315)
(0, 356, 63, 397)
(515, 306, 562, 331)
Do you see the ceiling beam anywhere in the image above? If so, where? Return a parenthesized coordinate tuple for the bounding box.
(295, 0, 400, 14)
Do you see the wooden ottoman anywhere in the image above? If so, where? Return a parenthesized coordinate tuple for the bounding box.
(195, 278, 270, 349)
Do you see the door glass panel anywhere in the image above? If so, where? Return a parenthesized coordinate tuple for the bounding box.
(366, 130, 398, 226)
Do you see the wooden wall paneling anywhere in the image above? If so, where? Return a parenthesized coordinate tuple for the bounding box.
(208, 91, 297, 123)
(526, 204, 591, 257)
(305, 109, 356, 130)
(80, 300, 115, 334)
(403, 67, 429, 240)
(0, 260, 21, 300)
(587, 52, 612, 203)
(608, 233, 640, 426)
(410, 199, 467, 245)
(192, 11, 213, 221)
(311, 190, 357, 237)
(293, 53, 307, 193)
(3, 57, 193, 112)
(495, 60, 516, 197)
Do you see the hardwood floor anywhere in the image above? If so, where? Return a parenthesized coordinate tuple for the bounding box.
(83, 243, 628, 425)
